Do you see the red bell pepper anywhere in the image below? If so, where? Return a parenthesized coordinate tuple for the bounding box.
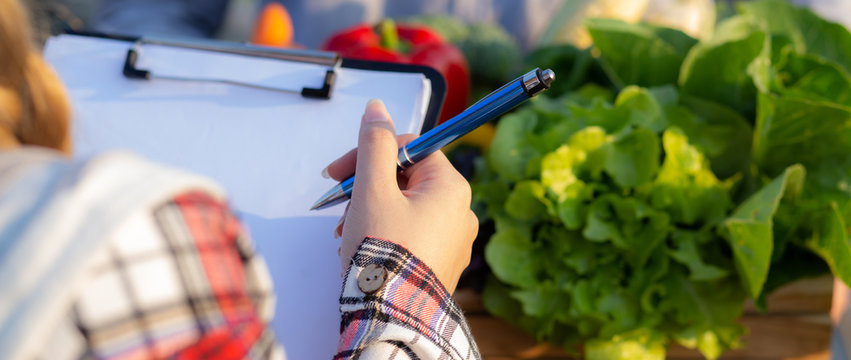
(322, 20, 470, 124)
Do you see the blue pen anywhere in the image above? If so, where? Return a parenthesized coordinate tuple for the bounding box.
(311, 68, 555, 210)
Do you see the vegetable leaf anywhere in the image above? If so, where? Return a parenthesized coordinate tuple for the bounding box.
(753, 93, 851, 177)
(669, 230, 729, 281)
(587, 18, 697, 89)
(740, 0, 851, 74)
(586, 329, 666, 360)
(556, 181, 593, 230)
(722, 165, 805, 298)
(775, 50, 851, 107)
(488, 109, 542, 181)
(526, 44, 611, 97)
(482, 277, 550, 339)
(505, 180, 550, 221)
(675, 97, 753, 179)
(651, 128, 731, 225)
(615, 86, 670, 133)
(603, 128, 660, 188)
(665, 273, 745, 360)
(484, 226, 540, 287)
(583, 195, 670, 267)
(805, 202, 851, 288)
(540, 127, 608, 195)
(679, 17, 769, 114)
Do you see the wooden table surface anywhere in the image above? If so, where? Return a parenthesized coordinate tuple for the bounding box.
(456, 276, 833, 360)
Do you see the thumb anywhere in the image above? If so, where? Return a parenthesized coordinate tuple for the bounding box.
(353, 99, 399, 202)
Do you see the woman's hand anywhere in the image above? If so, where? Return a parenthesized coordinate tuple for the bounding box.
(324, 99, 478, 294)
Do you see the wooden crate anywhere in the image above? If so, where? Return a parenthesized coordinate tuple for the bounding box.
(456, 276, 833, 359)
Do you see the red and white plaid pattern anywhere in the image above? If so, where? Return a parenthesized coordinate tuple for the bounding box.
(337, 238, 481, 359)
(40, 191, 282, 360)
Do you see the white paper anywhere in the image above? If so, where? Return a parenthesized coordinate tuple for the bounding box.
(44, 34, 431, 359)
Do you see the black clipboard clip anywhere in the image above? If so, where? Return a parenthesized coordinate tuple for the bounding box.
(122, 36, 340, 99)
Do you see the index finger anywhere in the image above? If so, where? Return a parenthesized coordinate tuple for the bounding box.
(323, 147, 357, 181)
(323, 133, 419, 181)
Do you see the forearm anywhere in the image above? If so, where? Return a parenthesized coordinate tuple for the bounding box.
(336, 237, 481, 359)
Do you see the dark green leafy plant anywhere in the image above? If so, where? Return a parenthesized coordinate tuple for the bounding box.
(473, 1, 851, 359)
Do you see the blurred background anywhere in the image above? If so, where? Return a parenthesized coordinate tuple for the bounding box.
(30, 0, 851, 48)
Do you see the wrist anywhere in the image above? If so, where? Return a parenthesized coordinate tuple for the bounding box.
(341, 237, 453, 309)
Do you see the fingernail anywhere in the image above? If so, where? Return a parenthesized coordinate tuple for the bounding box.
(362, 99, 389, 123)
(321, 166, 330, 179)
(333, 217, 344, 239)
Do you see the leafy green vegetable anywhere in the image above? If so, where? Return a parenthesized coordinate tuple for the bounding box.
(473, 2, 851, 359)
(587, 18, 697, 88)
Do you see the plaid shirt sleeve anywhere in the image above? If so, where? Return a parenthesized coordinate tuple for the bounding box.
(63, 191, 283, 360)
(336, 237, 481, 359)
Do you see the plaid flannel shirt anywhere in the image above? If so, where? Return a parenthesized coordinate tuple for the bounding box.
(43, 191, 479, 359)
(337, 238, 481, 359)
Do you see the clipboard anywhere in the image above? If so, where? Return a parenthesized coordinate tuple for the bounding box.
(44, 32, 447, 359)
(67, 30, 445, 131)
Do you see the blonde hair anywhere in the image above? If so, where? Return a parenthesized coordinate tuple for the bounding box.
(0, 0, 71, 154)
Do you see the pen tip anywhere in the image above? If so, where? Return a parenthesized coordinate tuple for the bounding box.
(311, 197, 332, 211)
(310, 185, 349, 211)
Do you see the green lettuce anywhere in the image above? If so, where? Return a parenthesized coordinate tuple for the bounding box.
(473, 1, 851, 359)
